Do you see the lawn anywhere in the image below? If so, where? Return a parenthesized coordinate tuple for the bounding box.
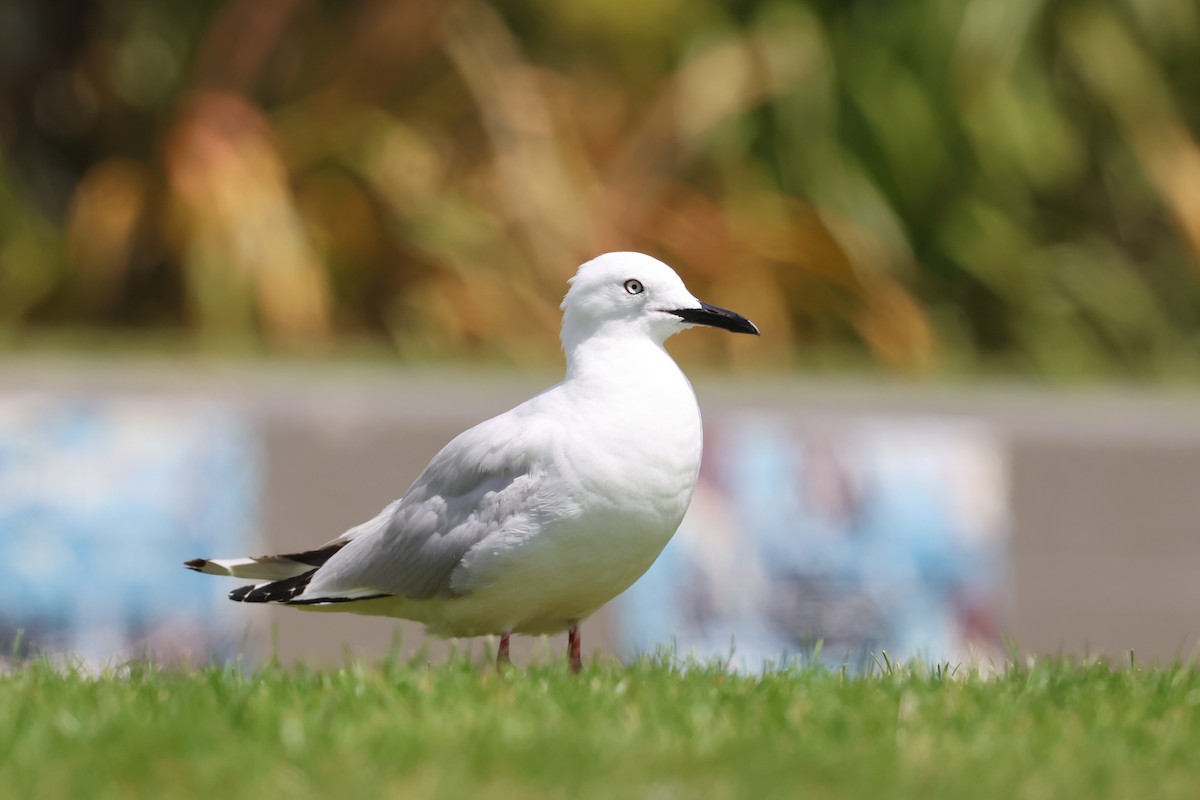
(2, 653, 1198, 799)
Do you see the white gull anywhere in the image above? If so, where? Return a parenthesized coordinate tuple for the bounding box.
(186, 252, 759, 672)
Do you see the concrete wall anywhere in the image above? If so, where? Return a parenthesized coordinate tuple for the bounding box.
(6, 361, 1199, 665)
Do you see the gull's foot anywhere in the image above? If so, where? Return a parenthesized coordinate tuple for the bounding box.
(496, 632, 512, 673)
(568, 623, 581, 675)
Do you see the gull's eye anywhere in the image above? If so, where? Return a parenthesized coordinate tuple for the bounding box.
(624, 279, 644, 295)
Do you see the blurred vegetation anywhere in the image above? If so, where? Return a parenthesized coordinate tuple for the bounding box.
(0, 0, 1198, 376)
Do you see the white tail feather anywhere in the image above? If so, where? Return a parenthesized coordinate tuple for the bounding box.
(190, 557, 314, 580)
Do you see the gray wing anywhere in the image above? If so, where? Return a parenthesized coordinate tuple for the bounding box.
(297, 410, 572, 601)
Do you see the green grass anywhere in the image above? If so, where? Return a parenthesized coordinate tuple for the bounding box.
(3, 654, 1200, 799)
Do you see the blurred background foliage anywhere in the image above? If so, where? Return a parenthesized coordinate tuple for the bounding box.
(0, 0, 1198, 376)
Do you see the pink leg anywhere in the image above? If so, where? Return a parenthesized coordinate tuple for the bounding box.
(496, 632, 511, 671)
(568, 623, 582, 674)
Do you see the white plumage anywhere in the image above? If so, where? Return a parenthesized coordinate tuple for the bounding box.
(186, 251, 759, 671)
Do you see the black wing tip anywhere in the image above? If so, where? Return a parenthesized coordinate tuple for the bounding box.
(184, 558, 209, 572)
(229, 570, 316, 604)
(228, 582, 390, 606)
(226, 568, 393, 606)
(287, 594, 391, 606)
(280, 542, 347, 568)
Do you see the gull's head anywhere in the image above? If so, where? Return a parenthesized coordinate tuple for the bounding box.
(560, 252, 759, 350)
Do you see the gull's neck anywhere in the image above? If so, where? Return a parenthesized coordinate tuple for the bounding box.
(562, 330, 682, 389)
(557, 329, 704, 490)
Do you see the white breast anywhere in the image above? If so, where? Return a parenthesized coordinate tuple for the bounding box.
(439, 340, 704, 635)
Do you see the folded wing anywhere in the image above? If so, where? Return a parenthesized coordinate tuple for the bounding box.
(219, 409, 573, 606)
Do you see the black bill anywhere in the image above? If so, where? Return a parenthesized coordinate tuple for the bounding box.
(666, 301, 760, 335)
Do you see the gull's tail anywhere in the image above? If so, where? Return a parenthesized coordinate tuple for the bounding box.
(184, 542, 347, 581)
(185, 542, 390, 606)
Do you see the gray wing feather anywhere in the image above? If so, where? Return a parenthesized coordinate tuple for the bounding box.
(299, 410, 569, 601)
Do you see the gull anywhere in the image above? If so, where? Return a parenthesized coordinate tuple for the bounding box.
(185, 252, 759, 672)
